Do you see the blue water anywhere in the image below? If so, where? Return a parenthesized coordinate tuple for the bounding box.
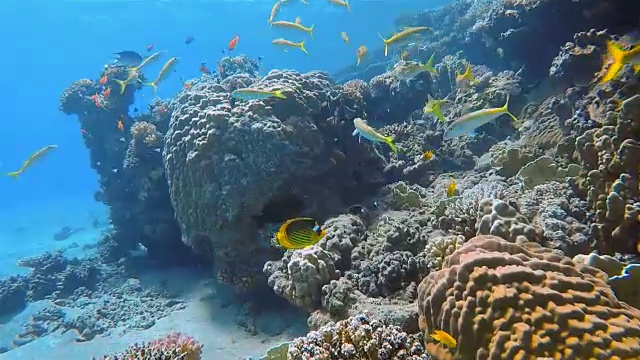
(0, 1, 447, 357)
(0, 0, 444, 213)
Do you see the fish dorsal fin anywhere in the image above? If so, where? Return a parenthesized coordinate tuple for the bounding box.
(295, 16, 301, 24)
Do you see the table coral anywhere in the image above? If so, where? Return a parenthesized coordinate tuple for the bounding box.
(418, 235, 640, 360)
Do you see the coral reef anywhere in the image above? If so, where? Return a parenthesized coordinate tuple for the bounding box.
(288, 313, 429, 360)
(92, 332, 203, 360)
(59, 66, 194, 264)
(418, 235, 640, 360)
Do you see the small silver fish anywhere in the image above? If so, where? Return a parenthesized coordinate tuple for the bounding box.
(352, 118, 397, 153)
(443, 96, 520, 140)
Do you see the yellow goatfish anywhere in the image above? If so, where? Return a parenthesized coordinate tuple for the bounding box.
(231, 88, 287, 100)
(271, 17, 314, 38)
(378, 26, 431, 56)
(272, 38, 308, 55)
(600, 40, 640, 83)
(423, 95, 450, 122)
(352, 118, 397, 153)
(8, 145, 58, 179)
(115, 67, 141, 94)
(393, 53, 437, 80)
(356, 45, 368, 66)
(328, 0, 350, 12)
(443, 95, 520, 140)
(146, 57, 179, 95)
(268, 0, 284, 24)
(456, 63, 477, 89)
(134, 51, 164, 70)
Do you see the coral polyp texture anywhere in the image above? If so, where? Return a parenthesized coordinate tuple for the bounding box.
(287, 313, 430, 360)
(418, 235, 640, 360)
(93, 332, 203, 360)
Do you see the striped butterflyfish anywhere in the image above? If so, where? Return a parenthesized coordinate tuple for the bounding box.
(273, 217, 326, 250)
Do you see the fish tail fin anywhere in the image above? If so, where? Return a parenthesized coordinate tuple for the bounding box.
(7, 171, 19, 179)
(273, 90, 287, 99)
(309, 24, 314, 38)
(385, 136, 398, 154)
(502, 95, 521, 128)
(298, 41, 309, 55)
(146, 82, 158, 95)
(601, 40, 627, 83)
(425, 53, 437, 74)
(377, 33, 389, 56)
(116, 79, 127, 94)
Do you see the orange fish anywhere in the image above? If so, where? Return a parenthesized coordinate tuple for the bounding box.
(117, 119, 124, 131)
(99, 75, 108, 85)
(228, 35, 239, 51)
(200, 65, 210, 75)
(181, 78, 192, 90)
(356, 45, 368, 66)
(90, 93, 102, 108)
(218, 63, 224, 75)
(146, 44, 154, 52)
(102, 87, 111, 98)
(81, 129, 87, 135)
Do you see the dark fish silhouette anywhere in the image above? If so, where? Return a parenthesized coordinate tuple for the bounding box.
(111, 51, 143, 67)
(185, 36, 195, 45)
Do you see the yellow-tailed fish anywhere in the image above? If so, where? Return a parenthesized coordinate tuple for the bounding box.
(268, 0, 284, 24)
(271, 17, 314, 38)
(133, 51, 164, 70)
(446, 179, 457, 198)
(328, 0, 350, 12)
(455, 63, 476, 89)
(443, 95, 520, 140)
(356, 45, 368, 66)
(423, 95, 449, 122)
(430, 330, 457, 348)
(393, 53, 437, 80)
(231, 88, 287, 100)
(341, 31, 349, 44)
(600, 40, 640, 84)
(423, 150, 434, 161)
(146, 57, 179, 95)
(115, 67, 141, 94)
(272, 217, 326, 250)
(8, 145, 58, 179)
(272, 38, 308, 55)
(352, 118, 397, 153)
(378, 26, 431, 56)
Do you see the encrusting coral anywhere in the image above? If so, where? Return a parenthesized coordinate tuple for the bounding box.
(418, 235, 640, 360)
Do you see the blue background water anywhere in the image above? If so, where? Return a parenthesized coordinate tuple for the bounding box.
(0, 0, 446, 272)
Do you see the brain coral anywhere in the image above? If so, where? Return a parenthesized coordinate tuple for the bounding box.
(417, 235, 640, 360)
(163, 70, 336, 253)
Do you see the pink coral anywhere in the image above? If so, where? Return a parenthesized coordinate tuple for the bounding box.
(93, 332, 203, 360)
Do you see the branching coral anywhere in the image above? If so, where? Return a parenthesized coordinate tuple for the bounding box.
(93, 332, 203, 360)
(288, 313, 429, 360)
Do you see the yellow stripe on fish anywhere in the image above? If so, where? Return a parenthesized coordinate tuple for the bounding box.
(7, 145, 58, 179)
(271, 17, 314, 38)
(443, 95, 520, 140)
(272, 38, 308, 55)
(273, 217, 326, 250)
(378, 26, 431, 56)
(352, 118, 397, 153)
(231, 88, 287, 100)
(146, 57, 179, 95)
